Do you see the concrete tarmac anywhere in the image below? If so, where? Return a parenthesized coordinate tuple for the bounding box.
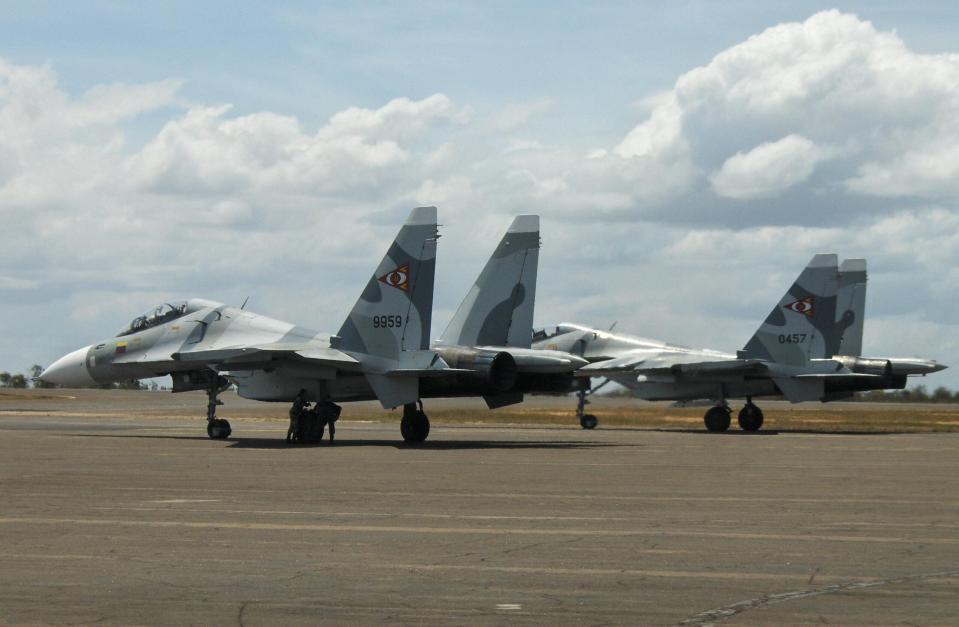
(0, 410, 957, 625)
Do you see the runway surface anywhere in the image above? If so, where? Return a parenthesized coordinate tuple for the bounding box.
(0, 406, 957, 625)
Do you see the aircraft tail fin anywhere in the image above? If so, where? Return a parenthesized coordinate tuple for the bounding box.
(835, 258, 867, 357)
(738, 254, 840, 366)
(440, 215, 540, 348)
(336, 207, 439, 360)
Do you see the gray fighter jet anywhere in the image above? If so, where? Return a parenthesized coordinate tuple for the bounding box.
(41, 207, 453, 440)
(41, 208, 586, 442)
(533, 254, 947, 432)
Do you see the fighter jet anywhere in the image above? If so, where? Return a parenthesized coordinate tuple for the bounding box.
(426, 214, 588, 410)
(41, 208, 586, 443)
(41, 206, 452, 440)
(533, 254, 947, 432)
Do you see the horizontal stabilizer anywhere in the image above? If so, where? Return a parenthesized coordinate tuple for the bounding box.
(365, 373, 418, 409)
(773, 377, 824, 403)
(484, 391, 524, 409)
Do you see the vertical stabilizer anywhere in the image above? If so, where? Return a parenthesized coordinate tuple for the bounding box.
(337, 206, 439, 360)
(835, 258, 867, 357)
(738, 254, 840, 366)
(440, 215, 540, 348)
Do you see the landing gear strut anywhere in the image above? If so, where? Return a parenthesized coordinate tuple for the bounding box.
(401, 400, 430, 443)
(738, 399, 764, 431)
(205, 375, 231, 439)
(704, 404, 731, 432)
(576, 379, 606, 430)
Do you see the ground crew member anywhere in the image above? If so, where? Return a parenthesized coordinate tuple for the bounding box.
(287, 389, 308, 443)
(326, 403, 341, 444)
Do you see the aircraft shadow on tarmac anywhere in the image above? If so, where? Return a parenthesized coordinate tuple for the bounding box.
(230, 438, 623, 450)
(641, 427, 910, 436)
(66, 433, 623, 450)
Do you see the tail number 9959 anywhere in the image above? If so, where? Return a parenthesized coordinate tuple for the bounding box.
(373, 314, 404, 329)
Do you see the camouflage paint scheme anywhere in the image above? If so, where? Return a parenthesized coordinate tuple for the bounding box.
(440, 214, 540, 349)
(428, 215, 588, 408)
(41, 207, 448, 410)
(40, 210, 587, 417)
(534, 255, 946, 404)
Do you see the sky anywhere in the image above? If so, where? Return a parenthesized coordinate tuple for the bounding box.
(2, 2, 958, 389)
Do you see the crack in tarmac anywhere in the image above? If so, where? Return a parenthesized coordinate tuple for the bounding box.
(673, 568, 959, 626)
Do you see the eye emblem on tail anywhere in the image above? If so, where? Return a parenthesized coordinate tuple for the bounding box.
(378, 264, 410, 292)
(783, 296, 814, 317)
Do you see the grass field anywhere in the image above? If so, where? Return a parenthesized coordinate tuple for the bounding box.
(3, 389, 959, 433)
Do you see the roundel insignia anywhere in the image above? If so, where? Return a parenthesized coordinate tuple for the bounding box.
(378, 264, 410, 292)
(783, 296, 814, 317)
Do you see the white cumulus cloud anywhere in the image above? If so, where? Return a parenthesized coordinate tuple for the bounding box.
(709, 134, 832, 199)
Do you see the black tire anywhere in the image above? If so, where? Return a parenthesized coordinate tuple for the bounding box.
(704, 407, 731, 433)
(738, 404, 764, 431)
(580, 414, 598, 430)
(207, 418, 232, 439)
(401, 410, 430, 443)
(298, 413, 325, 444)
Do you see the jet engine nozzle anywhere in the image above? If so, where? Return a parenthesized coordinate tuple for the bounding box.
(835, 355, 948, 377)
(433, 346, 518, 392)
(834, 355, 892, 377)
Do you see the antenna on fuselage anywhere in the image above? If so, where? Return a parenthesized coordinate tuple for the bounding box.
(240, 296, 250, 310)
(608, 321, 618, 332)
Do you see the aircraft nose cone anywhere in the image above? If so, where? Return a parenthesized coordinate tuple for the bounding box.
(40, 346, 95, 387)
(930, 361, 948, 373)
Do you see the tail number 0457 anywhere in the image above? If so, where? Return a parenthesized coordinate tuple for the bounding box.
(778, 333, 807, 344)
(373, 315, 404, 329)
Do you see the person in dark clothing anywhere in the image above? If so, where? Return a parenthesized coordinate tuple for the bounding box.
(324, 402, 341, 444)
(287, 389, 309, 443)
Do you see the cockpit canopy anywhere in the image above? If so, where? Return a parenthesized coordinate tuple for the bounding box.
(116, 299, 221, 337)
(532, 324, 579, 342)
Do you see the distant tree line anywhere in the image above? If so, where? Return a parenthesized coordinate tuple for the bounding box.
(850, 385, 959, 403)
(0, 365, 160, 391)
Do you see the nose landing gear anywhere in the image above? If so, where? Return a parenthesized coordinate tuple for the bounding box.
(575, 379, 609, 430)
(205, 375, 231, 439)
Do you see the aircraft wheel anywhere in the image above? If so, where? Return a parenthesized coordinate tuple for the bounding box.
(738, 403, 764, 431)
(207, 418, 232, 440)
(580, 414, 598, 430)
(704, 406, 730, 433)
(401, 411, 430, 443)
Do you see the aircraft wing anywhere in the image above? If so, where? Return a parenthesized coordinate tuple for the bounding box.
(579, 357, 769, 380)
(170, 343, 362, 370)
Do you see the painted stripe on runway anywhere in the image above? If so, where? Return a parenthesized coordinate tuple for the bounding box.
(0, 550, 860, 583)
(95, 487, 959, 506)
(0, 516, 956, 545)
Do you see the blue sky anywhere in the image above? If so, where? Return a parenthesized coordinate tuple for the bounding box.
(1, 2, 958, 389)
(5, 2, 957, 135)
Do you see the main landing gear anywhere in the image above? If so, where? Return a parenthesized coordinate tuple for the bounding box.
(401, 401, 430, 443)
(703, 397, 764, 432)
(704, 404, 731, 432)
(737, 399, 764, 431)
(205, 375, 232, 439)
